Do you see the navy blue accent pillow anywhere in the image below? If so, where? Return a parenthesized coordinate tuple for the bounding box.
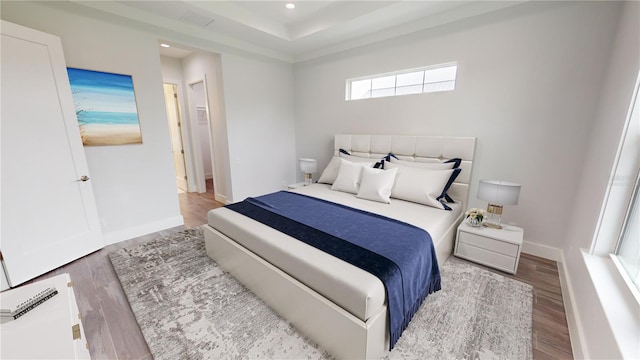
(386, 153, 399, 162)
(339, 148, 351, 156)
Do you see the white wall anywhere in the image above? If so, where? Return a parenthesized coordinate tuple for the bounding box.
(561, 1, 640, 358)
(293, 1, 622, 257)
(221, 53, 297, 201)
(1, 2, 183, 243)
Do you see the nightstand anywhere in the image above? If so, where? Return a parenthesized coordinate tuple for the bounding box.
(454, 222, 524, 274)
(287, 182, 306, 190)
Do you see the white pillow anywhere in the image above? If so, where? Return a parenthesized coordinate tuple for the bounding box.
(388, 157, 456, 170)
(385, 162, 456, 210)
(317, 156, 341, 184)
(318, 154, 379, 185)
(331, 159, 372, 194)
(356, 167, 398, 203)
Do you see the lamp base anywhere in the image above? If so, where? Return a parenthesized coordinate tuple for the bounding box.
(485, 203, 504, 229)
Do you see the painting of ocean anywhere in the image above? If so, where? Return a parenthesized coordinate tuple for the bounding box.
(67, 68, 142, 145)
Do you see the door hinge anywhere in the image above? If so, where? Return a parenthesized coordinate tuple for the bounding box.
(173, 93, 178, 98)
(184, 176, 188, 180)
(177, 122, 181, 127)
(181, 149, 184, 154)
(72, 324, 81, 340)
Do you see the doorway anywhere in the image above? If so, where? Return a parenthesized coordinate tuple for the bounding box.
(163, 82, 188, 192)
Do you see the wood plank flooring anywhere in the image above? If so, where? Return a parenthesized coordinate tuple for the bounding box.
(21, 183, 573, 359)
(468, 254, 574, 359)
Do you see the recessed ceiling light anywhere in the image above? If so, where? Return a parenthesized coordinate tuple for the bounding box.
(160, 43, 171, 48)
(285, 3, 295, 10)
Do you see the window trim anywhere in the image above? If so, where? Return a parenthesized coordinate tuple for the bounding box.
(590, 69, 640, 309)
(590, 70, 640, 257)
(612, 169, 640, 297)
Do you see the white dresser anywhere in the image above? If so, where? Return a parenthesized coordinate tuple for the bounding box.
(454, 222, 524, 274)
(0, 273, 90, 359)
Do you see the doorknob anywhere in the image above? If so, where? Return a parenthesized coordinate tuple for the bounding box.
(79, 175, 90, 182)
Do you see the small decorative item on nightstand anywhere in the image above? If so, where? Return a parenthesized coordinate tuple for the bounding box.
(464, 208, 485, 227)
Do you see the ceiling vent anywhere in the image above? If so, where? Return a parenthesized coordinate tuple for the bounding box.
(179, 10, 215, 27)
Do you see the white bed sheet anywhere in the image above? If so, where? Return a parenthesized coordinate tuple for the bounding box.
(206, 184, 461, 323)
(290, 184, 462, 242)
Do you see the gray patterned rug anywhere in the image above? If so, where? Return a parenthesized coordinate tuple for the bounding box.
(109, 227, 532, 360)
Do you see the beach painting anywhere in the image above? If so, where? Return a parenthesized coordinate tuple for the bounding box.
(67, 68, 142, 146)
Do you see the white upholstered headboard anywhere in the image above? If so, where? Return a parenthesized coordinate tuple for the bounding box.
(334, 134, 477, 208)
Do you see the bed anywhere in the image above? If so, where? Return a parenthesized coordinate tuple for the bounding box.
(204, 135, 476, 359)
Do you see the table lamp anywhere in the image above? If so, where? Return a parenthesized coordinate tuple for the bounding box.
(477, 179, 521, 229)
(299, 158, 317, 186)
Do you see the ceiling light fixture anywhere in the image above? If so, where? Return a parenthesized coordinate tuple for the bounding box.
(160, 43, 171, 48)
(285, 3, 295, 10)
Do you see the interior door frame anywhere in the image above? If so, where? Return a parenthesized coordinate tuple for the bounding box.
(162, 79, 196, 192)
(187, 77, 215, 194)
(163, 79, 196, 192)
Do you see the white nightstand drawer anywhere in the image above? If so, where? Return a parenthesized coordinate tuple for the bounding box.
(458, 230, 519, 257)
(456, 242, 517, 273)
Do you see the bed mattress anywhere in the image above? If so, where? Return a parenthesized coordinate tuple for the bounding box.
(207, 184, 461, 323)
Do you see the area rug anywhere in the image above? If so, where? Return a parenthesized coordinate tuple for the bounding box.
(109, 227, 532, 360)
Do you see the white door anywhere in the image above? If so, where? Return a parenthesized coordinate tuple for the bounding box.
(163, 83, 188, 192)
(188, 80, 215, 193)
(0, 21, 103, 287)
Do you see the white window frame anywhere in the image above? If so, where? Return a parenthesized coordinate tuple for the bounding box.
(591, 69, 640, 300)
(345, 62, 457, 101)
(612, 170, 640, 302)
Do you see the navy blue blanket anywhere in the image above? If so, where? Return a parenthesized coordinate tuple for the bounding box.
(226, 191, 441, 349)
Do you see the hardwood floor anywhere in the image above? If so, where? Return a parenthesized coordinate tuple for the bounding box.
(178, 179, 222, 228)
(26, 181, 223, 360)
(23, 185, 573, 359)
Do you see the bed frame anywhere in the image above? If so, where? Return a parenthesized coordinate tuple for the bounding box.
(204, 135, 476, 359)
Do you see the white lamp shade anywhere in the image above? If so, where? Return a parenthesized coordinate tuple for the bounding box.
(477, 180, 521, 205)
(299, 158, 317, 173)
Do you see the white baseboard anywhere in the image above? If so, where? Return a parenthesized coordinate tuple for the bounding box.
(102, 215, 184, 246)
(521, 240, 561, 261)
(215, 192, 230, 205)
(558, 251, 588, 360)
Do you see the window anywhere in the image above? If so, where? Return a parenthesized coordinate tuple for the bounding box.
(601, 70, 640, 299)
(614, 171, 640, 292)
(346, 63, 457, 101)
